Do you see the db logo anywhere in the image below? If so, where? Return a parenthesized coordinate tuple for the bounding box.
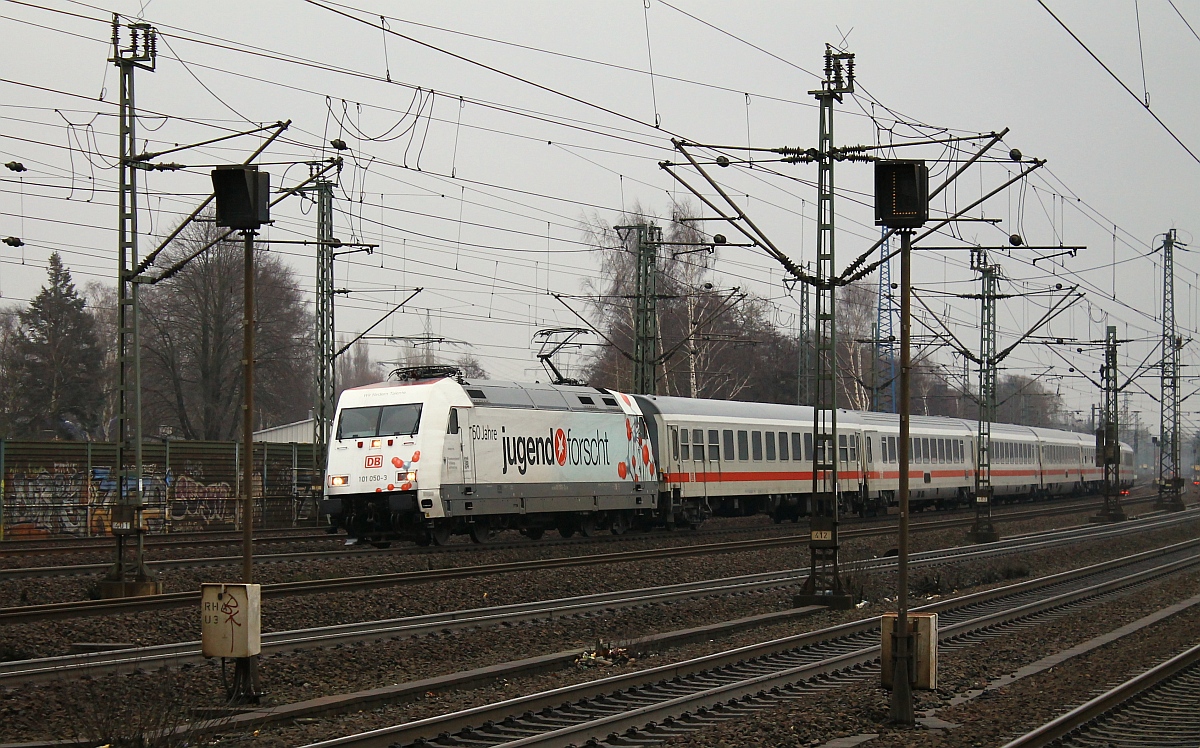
(364, 455, 383, 469)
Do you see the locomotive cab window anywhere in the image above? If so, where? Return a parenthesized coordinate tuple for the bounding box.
(336, 403, 422, 440)
(447, 408, 460, 434)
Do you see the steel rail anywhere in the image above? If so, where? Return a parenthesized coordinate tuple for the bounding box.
(301, 542, 1200, 748)
(1000, 641, 1200, 748)
(0, 490, 1157, 562)
(0, 493, 1164, 581)
(0, 506, 1194, 626)
(1, 515, 1194, 684)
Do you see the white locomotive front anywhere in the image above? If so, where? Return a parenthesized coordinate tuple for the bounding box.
(321, 369, 691, 545)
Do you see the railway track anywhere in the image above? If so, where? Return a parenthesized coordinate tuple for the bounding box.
(0, 492, 1161, 566)
(1, 501, 1191, 626)
(0, 493, 1163, 582)
(0, 526, 326, 557)
(1001, 641, 1200, 747)
(274, 535, 1200, 747)
(1, 512, 1195, 686)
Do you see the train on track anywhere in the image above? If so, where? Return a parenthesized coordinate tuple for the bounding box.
(320, 367, 1136, 545)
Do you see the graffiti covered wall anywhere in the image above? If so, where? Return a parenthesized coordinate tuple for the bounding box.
(0, 441, 319, 537)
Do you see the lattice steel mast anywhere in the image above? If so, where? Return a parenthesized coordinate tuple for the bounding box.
(102, 17, 160, 598)
(1095, 325, 1126, 521)
(619, 223, 662, 395)
(874, 229, 898, 413)
(1158, 229, 1185, 511)
(795, 47, 854, 608)
(968, 248, 999, 543)
(312, 177, 335, 463)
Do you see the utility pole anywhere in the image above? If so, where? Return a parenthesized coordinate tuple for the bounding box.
(617, 224, 662, 395)
(795, 47, 854, 609)
(1158, 229, 1186, 511)
(100, 17, 160, 599)
(1093, 325, 1126, 522)
(874, 229, 898, 413)
(968, 248, 1000, 543)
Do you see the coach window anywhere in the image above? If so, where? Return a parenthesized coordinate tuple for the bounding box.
(837, 434, 848, 464)
(693, 429, 705, 461)
(723, 430, 735, 461)
(778, 431, 789, 461)
(752, 431, 763, 460)
(804, 433, 814, 461)
(922, 438, 931, 464)
(737, 430, 750, 461)
(865, 437, 873, 464)
(765, 432, 777, 461)
(671, 428, 680, 461)
(680, 429, 690, 461)
(850, 435, 858, 462)
(888, 436, 897, 464)
(708, 430, 720, 462)
(792, 433, 803, 461)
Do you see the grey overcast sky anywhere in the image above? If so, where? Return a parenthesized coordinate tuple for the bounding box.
(3, 1, 1199, 432)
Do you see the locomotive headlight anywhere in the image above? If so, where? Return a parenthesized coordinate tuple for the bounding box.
(371, 439, 382, 448)
(330, 475, 349, 486)
(402, 470, 417, 482)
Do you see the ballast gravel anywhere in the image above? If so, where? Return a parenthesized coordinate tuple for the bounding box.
(0, 510, 1193, 746)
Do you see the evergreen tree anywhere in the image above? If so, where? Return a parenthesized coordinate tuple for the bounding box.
(3, 253, 104, 439)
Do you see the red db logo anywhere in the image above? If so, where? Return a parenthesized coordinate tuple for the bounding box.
(364, 455, 383, 469)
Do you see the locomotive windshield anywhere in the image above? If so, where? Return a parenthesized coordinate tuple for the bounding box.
(336, 404, 422, 440)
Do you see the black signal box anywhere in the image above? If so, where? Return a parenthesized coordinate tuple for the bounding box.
(212, 165, 271, 231)
(875, 160, 928, 229)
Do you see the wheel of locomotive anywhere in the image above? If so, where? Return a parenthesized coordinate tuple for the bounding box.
(523, 527, 545, 541)
(610, 512, 629, 536)
(430, 523, 452, 546)
(578, 514, 600, 538)
(469, 520, 497, 544)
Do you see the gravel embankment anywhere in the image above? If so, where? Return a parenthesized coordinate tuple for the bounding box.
(0, 513, 1194, 746)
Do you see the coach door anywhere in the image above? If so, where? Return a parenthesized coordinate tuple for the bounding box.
(862, 430, 879, 494)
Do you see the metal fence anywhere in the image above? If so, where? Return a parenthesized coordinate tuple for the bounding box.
(0, 440, 321, 538)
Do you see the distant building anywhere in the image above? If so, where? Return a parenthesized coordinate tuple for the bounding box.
(253, 418, 313, 443)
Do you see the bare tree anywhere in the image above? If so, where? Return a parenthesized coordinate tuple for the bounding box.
(83, 281, 117, 440)
(140, 218, 312, 439)
(336, 338, 383, 398)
